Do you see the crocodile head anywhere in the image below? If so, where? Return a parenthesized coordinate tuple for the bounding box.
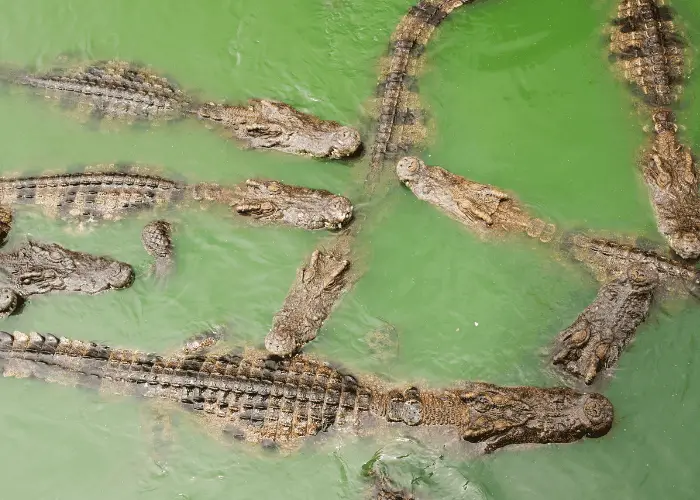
(384, 383, 613, 453)
(249, 99, 362, 159)
(0, 239, 134, 296)
(234, 179, 354, 230)
(395, 156, 427, 188)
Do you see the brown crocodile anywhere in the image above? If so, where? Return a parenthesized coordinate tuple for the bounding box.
(367, 0, 474, 190)
(0, 238, 134, 318)
(562, 232, 699, 296)
(0, 170, 353, 232)
(265, 234, 353, 356)
(267, 0, 477, 356)
(640, 110, 700, 260)
(609, 0, 685, 107)
(0, 60, 361, 159)
(141, 219, 174, 279)
(0, 331, 613, 453)
(396, 157, 556, 242)
(551, 263, 660, 385)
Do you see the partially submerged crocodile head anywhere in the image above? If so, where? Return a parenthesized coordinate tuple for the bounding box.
(244, 99, 362, 159)
(395, 156, 427, 188)
(382, 384, 613, 453)
(0, 239, 134, 297)
(233, 179, 354, 230)
(195, 99, 362, 159)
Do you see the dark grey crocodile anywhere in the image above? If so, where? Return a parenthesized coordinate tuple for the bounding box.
(1, 60, 361, 159)
(0, 170, 353, 232)
(141, 219, 174, 279)
(552, 263, 659, 385)
(0, 239, 134, 318)
(0, 331, 613, 453)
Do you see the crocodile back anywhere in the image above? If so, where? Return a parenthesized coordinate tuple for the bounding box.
(14, 60, 191, 120)
(0, 332, 373, 445)
(0, 172, 187, 221)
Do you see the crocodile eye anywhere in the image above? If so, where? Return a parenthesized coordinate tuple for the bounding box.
(267, 182, 280, 193)
(48, 250, 64, 262)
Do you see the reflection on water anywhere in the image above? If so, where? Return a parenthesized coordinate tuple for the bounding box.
(0, 0, 697, 498)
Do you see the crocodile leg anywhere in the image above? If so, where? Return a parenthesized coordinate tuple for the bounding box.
(168, 327, 226, 358)
(141, 404, 175, 476)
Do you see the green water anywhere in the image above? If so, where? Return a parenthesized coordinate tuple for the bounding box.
(0, 0, 698, 498)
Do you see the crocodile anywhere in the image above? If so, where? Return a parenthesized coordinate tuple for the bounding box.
(640, 110, 700, 260)
(562, 232, 700, 296)
(0, 239, 134, 318)
(0, 170, 353, 232)
(608, 0, 685, 106)
(267, 0, 478, 356)
(265, 234, 353, 356)
(141, 219, 174, 279)
(396, 157, 556, 242)
(0, 60, 361, 159)
(0, 331, 613, 453)
(367, 0, 474, 190)
(551, 263, 659, 385)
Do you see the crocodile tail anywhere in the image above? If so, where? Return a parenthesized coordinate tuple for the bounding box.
(0, 63, 25, 85)
(0, 332, 112, 388)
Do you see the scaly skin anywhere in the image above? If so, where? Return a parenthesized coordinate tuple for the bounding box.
(396, 157, 556, 242)
(141, 220, 174, 279)
(552, 263, 659, 385)
(0, 239, 134, 318)
(562, 232, 700, 295)
(0, 332, 613, 453)
(269, 1, 477, 356)
(9, 60, 191, 120)
(0, 171, 353, 232)
(609, 0, 684, 106)
(1, 60, 362, 159)
(640, 110, 700, 260)
(367, 0, 474, 189)
(265, 234, 353, 356)
(194, 100, 361, 159)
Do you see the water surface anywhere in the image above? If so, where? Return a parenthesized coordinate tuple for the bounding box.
(0, 0, 698, 498)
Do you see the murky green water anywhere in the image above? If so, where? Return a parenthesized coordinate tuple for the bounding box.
(0, 0, 698, 498)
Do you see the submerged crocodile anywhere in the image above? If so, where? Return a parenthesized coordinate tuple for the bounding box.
(265, 234, 353, 356)
(640, 110, 700, 260)
(396, 157, 556, 242)
(0, 60, 361, 159)
(609, 0, 685, 106)
(0, 331, 613, 453)
(551, 263, 659, 385)
(563, 232, 699, 295)
(0, 170, 353, 232)
(141, 220, 174, 279)
(0, 238, 134, 318)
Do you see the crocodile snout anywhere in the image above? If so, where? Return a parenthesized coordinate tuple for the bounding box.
(395, 156, 423, 185)
(106, 262, 135, 289)
(328, 126, 362, 159)
(580, 393, 614, 438)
